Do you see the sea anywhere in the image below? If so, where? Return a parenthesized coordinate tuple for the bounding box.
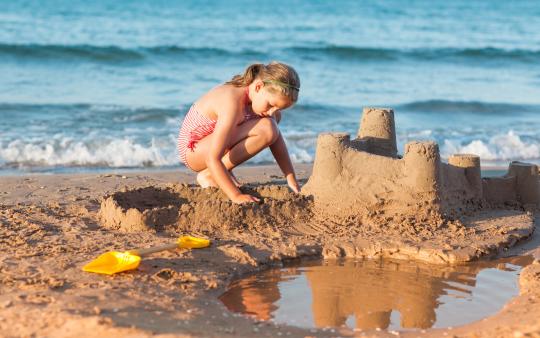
(1, 0, 539, 174)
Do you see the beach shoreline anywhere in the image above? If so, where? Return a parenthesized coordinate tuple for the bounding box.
(1, 164, 539, 337)
(0, 163, 512, 178)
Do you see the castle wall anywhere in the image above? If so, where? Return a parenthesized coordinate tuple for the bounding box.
(302, 133, 443, 219)
(483, 162, 540, 207)
(302, 107, 540, 220)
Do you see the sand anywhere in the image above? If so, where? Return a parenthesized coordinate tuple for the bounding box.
(0, 164, 538, 338)
(1, 107, 540, 338)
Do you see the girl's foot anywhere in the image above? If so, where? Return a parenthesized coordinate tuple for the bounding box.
(196, 169, 217, 188)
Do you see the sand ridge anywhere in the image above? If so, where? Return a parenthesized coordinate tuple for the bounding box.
(99, 184, 312, 235)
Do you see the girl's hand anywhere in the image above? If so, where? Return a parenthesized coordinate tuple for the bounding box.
(231, 193, 260, 204)
(286, 174, 301, 193)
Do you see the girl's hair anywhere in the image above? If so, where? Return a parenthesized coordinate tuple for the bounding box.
(226, 61, 300, 102)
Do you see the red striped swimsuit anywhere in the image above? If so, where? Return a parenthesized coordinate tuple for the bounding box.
(177, 101, 259, 171)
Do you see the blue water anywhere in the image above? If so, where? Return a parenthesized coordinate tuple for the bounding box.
(1, 0, 540, 173)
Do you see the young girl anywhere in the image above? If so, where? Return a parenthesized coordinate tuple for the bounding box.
(177, 61, 301, 204)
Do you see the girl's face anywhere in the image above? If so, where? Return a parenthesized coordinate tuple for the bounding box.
(250, 81, 293, 117)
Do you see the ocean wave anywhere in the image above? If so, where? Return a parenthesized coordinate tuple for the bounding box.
(0, 103, 184, 124)
(0, 132, 317, 170)
(0, 102, 93, 113)
(0, 102, 351, 123)
(0, 43, 264, 64)
(0, 134, 316, 170)
(441, 131, 540, 162)
(288, 45, 398, 61)
(397, 100, 540, 114)
(288, 45, 540, 64)
(0, 137, 178, 168)
(2, 42, 539, 65)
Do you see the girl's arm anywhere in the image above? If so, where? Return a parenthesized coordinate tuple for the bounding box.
(207, 107, 259, 203)
(269, 130, 300, 193)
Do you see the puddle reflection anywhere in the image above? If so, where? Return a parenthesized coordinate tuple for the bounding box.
(219, 256, 533, 330)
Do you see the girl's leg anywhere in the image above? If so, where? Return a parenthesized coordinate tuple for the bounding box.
(228, 170, 242, 188)
(185, 117, 279, 187)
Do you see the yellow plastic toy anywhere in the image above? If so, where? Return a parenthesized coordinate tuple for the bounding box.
(82, 235, 210, 275)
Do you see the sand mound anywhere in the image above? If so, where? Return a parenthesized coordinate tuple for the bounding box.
(98, 186, 183, 232)
(98, 184, 312, 233)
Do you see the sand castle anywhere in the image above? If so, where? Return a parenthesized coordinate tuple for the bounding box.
(302, 107, 540, 219)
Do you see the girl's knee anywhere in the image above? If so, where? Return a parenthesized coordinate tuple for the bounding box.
(257, 118, 279, 145)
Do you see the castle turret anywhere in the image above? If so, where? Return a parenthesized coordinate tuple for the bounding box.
(357, 107, 397, 158)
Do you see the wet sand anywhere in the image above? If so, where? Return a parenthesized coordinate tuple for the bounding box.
(1, 164, 540, 338)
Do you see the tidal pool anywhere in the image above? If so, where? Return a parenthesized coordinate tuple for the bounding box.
(219, 256, 533, 331)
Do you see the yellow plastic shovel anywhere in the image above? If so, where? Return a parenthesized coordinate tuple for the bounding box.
(82, 235, 210, 275)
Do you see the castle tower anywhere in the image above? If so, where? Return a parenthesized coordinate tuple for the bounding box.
(508, 161, 540, 207)
(448, 154, 482, 199)
(403, 141, 441, 193)
(357, 107, 398, 158)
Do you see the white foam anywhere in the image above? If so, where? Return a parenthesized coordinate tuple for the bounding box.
(406, 129, 433, 138)
(283, 130, 317, 162)
(442, 130, 540, 162)
(0, 132, 316, 169)
(0, 137, 179, 168)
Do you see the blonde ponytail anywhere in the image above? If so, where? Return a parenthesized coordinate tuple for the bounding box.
(226, 61, 300, 102)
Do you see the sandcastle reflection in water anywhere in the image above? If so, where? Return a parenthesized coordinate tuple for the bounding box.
(219, 256, 533, 331)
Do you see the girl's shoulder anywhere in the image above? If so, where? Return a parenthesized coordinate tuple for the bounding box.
(195, 84, 245, 119)
(206, 83, 238, 99)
